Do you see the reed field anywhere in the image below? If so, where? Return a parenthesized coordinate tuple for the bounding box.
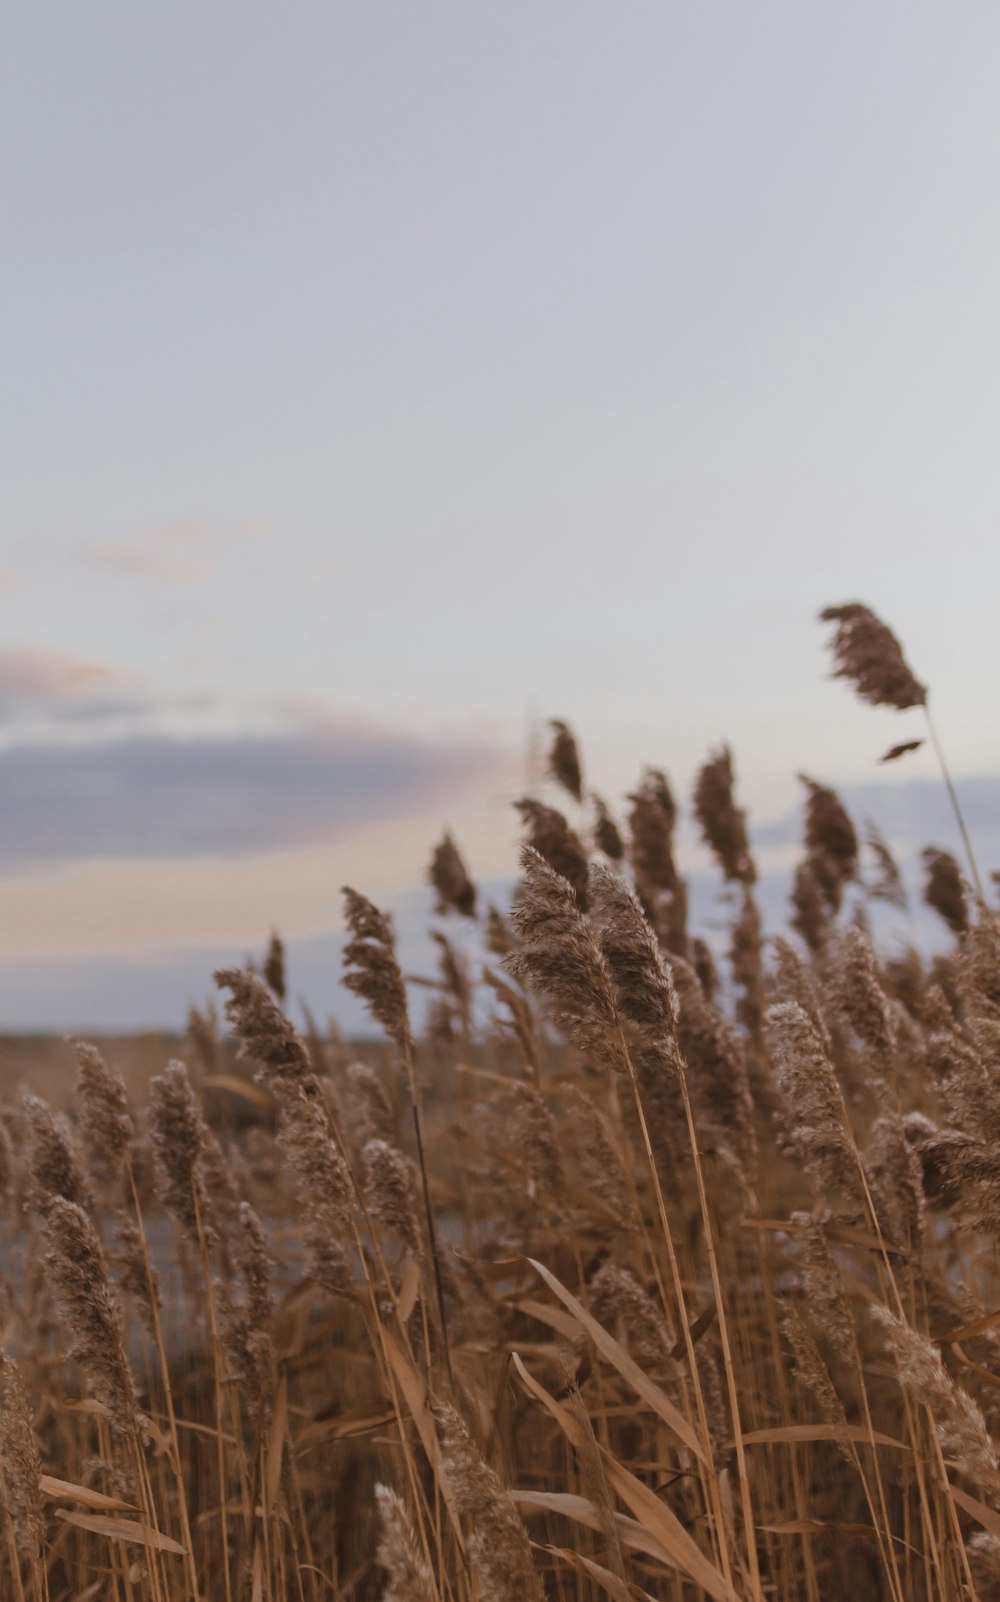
(5, 604, 1000, 1602)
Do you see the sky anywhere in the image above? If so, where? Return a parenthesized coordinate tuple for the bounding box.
(3, 4, 1000, 1030)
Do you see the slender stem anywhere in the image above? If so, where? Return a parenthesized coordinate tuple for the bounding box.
(924, 703, 984, 899)
(404, 1043, 456, 1390)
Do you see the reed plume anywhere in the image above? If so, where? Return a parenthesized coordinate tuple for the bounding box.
(819, 602, 927, 709)
(148, 1061, 214, 1247)
(215, 965, 316, 1093)
(865, 821, 908, 910)
(428, 829, 477, 917)
(434, 1402, 543, 1602)
(819, 601, 982, 896)
(505, 846, 626, 1076)
(263, 929, 286, 1004)
(872, 1306, 1000, 1500)
(765, 1001, 861, 1211)
(514, 797, 590, 908)
(591, 793, 624, 862)
(923, 847, 969, 936)
(547, 718, 583, 802)
(43, 1196, 142, 1439)
(374, 1483, 438, 1602)
(0, 1354, 44, 1562)
(73, 1041, 134, 1182)
(23, 1093, 94, 1219)
(798, 775, 858, 915)
(693, 744, 755, 884)
(341, 890, 414, 1055)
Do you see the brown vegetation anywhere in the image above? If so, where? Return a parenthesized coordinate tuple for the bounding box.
(1, 609, 999, 1600)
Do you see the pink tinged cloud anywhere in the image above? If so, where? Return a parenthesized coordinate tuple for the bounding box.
(80, 541, 217, 583)
(0, 647, 135, 718)
(79, 521, 268, 583)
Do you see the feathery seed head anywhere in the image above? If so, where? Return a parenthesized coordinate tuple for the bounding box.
(263, 929, 286, 1003)
(505, 847, 626, 1076)
(831, 926, 895, 1056)
(374, 1483, 438, 1602)
(765, 1001, 860, 1208)
(73, 1041, 134, 1179)
(428, 830, 477, 917)
(865, 821, 908, 911)
(588, 862, 678, 1053)
(819, 602, 927, 710)
(547, 718, 583, 803)
(341, 888, 413, 1053)
(215, 966, 314, 1089)
(147, 1061, 213, 1246)
(0, 1353, 44, 1561)
(627, 768, 678, 896)
(872, 1306, 1000, 1497)
(591, 793, 624, 863)
(364, 1138, 421, 1255)
(23, 1093, 94, 1219)
(798, 776, 858, 914)
(43, 1195, 142, 1438)
(693, 744, 756, 885)
(434, 1402, 543, 1602)
(922, 848, 969, 937)
(514, 798, 590, 908)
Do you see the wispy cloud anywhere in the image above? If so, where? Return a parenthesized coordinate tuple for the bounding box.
(0, 647, 147, 724)
(753, 774, 1000, 858)
(0, 719, 503, 868)
(79, 521, 266, 584)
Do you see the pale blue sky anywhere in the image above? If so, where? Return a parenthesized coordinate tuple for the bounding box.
(3, 5, 1000, 1026)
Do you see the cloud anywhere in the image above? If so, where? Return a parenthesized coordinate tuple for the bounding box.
(81, 541, 216, 583)
(0, 873, 513, 1032)
(753, 773, 1000, 859)
(0, 647, 147, 724)
(79, 522, 267, 584)
(0, 564, 20, 592)
(0, 721, 503, 869)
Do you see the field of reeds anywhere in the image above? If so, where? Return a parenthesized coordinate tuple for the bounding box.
(4, 604, 1000, 1602)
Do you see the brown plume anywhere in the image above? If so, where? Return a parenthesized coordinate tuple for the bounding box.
(514, 797, 590, 908)
(428, 829, 477, 917)
(693, 744, 755, 885)
(547, 718, 584, 803)
(923, 847, 969, 936)
(819, 602, 927, 710)
(341, 889, 413, 1054)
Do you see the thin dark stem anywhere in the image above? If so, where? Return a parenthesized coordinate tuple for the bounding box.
(404, 1041, 456, 1391)
(924, 704, 983, 899)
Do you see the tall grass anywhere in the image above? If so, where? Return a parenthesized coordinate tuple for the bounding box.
(1, 608, 998, 1600)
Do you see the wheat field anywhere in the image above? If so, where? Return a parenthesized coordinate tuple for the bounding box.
(3, 605, 1000, 1601)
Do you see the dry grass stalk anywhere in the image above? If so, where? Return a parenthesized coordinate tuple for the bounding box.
(10, 694, 1000, 1600)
